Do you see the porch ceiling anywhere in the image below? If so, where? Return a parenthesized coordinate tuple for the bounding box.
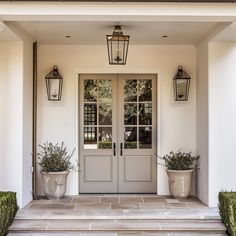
(13, 21, 221, 45)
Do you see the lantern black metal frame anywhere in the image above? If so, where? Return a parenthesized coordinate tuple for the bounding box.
(45, 66, 63, 101)
(173, 66, 191, 101)
(106, 25, 130, 65)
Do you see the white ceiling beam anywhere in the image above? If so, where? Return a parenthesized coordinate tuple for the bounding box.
(0, 3, 236, 21)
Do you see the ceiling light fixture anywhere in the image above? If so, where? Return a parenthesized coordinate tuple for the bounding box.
(106, 25, 130, 65)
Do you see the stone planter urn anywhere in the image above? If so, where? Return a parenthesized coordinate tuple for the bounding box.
(41, 171, 69, 199)
(166, 169, 194, 198)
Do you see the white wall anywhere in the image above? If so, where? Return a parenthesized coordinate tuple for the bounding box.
(0, 41, 24, 206)
(0, 35, 33, 208)
(208, 42, 236, 206)
(4, 22, 35, 207)
(37, 44, 197, 196)
(196, 41, 209, 205)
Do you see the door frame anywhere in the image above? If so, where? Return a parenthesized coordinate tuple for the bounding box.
(74, 67, 166, 195)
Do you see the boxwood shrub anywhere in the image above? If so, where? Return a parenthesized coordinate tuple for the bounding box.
(219, 191, 236, 236)
(0, 192, 18, 236)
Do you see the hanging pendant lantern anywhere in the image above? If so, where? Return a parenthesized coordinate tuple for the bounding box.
(106, 25, 130, 65)
(45, 66, 63, 101)
(173, 66, 191, 101)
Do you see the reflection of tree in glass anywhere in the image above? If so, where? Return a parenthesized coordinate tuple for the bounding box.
(124, 80, 137, 102)
(139, 103, 152, 125)
(124, 104, 137, 125)
(138, 80, 152, 101)
(84, 79, 112, 103)
(98, 80, 112, 103)
(84, 80, 97, 102)
(99, 104, 112, 125)
(124, 127, 137, 149)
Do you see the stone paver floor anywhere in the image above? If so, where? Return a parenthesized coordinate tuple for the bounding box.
(16, 195, 220, 220)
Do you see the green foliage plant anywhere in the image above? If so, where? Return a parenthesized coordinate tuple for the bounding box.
(219, 191, 236, 236)
(38, 142, 75, 172)
(158, 151, 199, 170)
(0, 192, 18, 236)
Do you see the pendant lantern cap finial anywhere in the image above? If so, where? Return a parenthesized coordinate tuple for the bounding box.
(113, 25, 123, 35)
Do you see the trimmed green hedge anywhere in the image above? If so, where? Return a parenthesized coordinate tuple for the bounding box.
(219, 191, 236, 236)
(0, 192, 18, 236)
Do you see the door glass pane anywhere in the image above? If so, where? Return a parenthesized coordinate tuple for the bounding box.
(139, 127, 152, 149)
(139, 103, 152, 125)
(138, 80, 152, 101)
(124, 104, 137, 125)
(99, 104, 112, 125)
(84, 80, 97, 102)
(124, 127, 137, 149)
(98, 80, 112, 103)
(99, 127, 112, 149)
(84, 104, 97, 125)
(124, 80, 137, 102)
(84, 127, 97, 149)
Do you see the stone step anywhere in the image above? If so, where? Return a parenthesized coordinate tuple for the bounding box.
(15, 208, 221, 220)
(9, 219, 226, 234)
(8, 232, 228, 236)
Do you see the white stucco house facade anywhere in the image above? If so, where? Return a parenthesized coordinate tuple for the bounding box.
(0, 0, 236, 208)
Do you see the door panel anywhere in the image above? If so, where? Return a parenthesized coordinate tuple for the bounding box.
(79, 74, 117, 193)
(118, 74, 157, 193)
(79, 74, 157, 193)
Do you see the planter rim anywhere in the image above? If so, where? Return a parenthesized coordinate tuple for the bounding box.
(41, 171, 69, 175)
(166, 169, 194, 173)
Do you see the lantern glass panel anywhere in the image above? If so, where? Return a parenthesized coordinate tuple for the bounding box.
(175, 79, 190, 101)
(46, 78, 62, 101)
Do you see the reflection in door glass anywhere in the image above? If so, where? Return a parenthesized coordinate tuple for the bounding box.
(84, 104, 97, 125)
(84, 80, 97, 102)
(138, 80, 152, 101)
(124, 80, 137, 102)
(124, 104, 137, 125)
(99, 127, 112, 149)
(98, 80, 112, 103)
(99, 104, 112, 125)
(139, 127, 152, 149)
(124, 127, 137, 149)
(84, 127, 97, 149)
(139, 103, 152, 125)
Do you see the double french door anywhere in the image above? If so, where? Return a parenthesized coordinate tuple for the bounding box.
(79, 74, 157, 193)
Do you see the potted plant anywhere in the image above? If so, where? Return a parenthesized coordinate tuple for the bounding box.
(38, 142, 75, 199)
(159, 151, 199, 198)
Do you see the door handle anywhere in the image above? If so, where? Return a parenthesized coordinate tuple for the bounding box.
(120, 143, 123, 156)
(113, 143, 116, 156)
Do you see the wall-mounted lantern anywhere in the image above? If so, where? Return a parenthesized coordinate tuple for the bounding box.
(106, 25, 130, 65)
(45, 66, 63, 101)
(173, 66, 191, 101)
